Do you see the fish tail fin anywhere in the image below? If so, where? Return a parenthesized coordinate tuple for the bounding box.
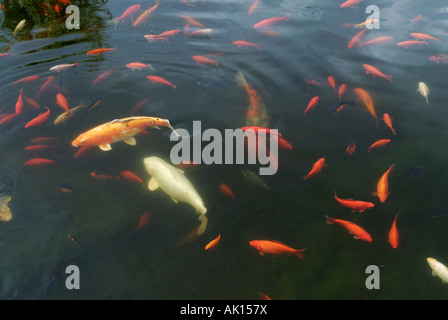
(386, 75, 392, 83)
(197, 214, 207, 236)
(389, 163, 395, 171)
(235, 71, 248, 87)
(283, 13, 291, 22)
(293, 249, 306, 259)
(334, 190, 338, 199)
(325, 215, 336, 224)
(112, 18, 119, 31)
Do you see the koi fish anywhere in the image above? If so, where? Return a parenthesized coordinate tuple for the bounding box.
(417, 82, 429, 104)
(398, 166, 424, 180)
(24, 158, 56, 166)
(368, 139, 391, 152)
(24, 145, 56, 152)
(126, 62, 153, 70)
(86, 48, 117, 55)
(373, 163, 394, 203)
(340, 0, 364, 8)
(303, 78, 328, 86)
(219, 184, 236, 201)
(338, 84, 347, 100)
(248, 0, 260, 14)
(92, 69, 119, 85)
(120, 171, 144, 185)
(90, 172, 119, 180)
(253, 14, 291, 29)
(249, 240, 305, 259)
(241, 169, 271, 191)
(325, 215, 372, 242)
(410, 33, 440, 42)
(397, 40, 428, 48)
(56, 93, 70, 118)
(328, 101, 352, 116)
(131, 98, 151, 114)
(354, 18, 378, 29)
(259, 292, 272, 300)
(179, 15, 204, 28)
(345, 140, 357, 159)
(146, 75, 176, 89)
(190, 28, 215, 39)
(11, 75, 40, 87)
(334, 191, 375, 213)
(68, 234, 84, 249)
(71, 116, 180, 151)
(84, 96, 103, 114)
(232, 41, 261, 50)
(388, 212, 400, 249)
(133, 1, 160, 27)
(429, 54, 448, 64)
(24, 97, 40, 110)
(29, 137, 58, 144)
(113, 4, 141, 29)
(363, 64, 392, 83)
(348, 29, 367, 49)
(410, 15, 424, 24)
(15, 89, 24, 114)
(24, 106, 51, 128)
(359, 36, 394, 47)
(38, 76, 56, 96)
(278, 137, 293, 150)
(205, 234, 221, 250)
(12, 19, 26, 35)
(74, 146, 93, 159)
(133, 212, 152, 231)
(192, 55, 218, 67)
(54, 103, 87, 125)
(303, 157, 325, 180)
(327, 76, 337, 95)
(304, 96, 319, 116)
(353, 88, 378, 126)
(427, 258, 448, 284)
(49, 61, 80, 72)
(383, 113, 396, 135)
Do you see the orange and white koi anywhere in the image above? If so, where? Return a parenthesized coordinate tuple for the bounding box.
(325, 215, 372, 242)
(334, 191, 375, 213)
(190, 28, 215, 39)
(363, 64, 392, 83)
(24, 106, 50, 128)
(146, 75, 176, 89)
(373, 163, 394, 203)
(303, 157, 325, 180)
(253, 14, 290, 29)
(304, 96, 319, 116)
(133, 1, 159, 27)
(383, 113, 396, 135)
(388, 211, 400, 249)
(249, 240, 305, 259)
(49, 61, 80, 72)
(205, 234, 221, 250)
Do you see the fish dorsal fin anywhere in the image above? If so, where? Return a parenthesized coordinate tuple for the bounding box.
(123, 137, 136, 146)
(99, 144, 112, 151)
(147, 178, 159, 191)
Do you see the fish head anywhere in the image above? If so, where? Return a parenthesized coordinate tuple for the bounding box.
(249, 240, 261, 251)
(71, 134, 88, 147)
(427, 258, 437, 269)
(368, 203, 375, 209)
(143, 156, 163, 176)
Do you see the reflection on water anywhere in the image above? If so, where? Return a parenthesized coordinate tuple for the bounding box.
(0, 0, 448, 300)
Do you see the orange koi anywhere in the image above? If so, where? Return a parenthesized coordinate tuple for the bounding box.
(334, 191, 375, 213)
(126, 62, 153, 70)
(303, 157, 325, 180)
(249, 240, 305, 259)
(90, 172, 119, 180)
(348, 28, 366, 49)
(325, 215, 372, 242)
(397, 40, 428, 48)
(253, 14, 290, 29)
(340, 0, 364, 8)
(248, 0, 260, 14)
(11, 75, 40, 87)
(56, 93, 70, 118)
(353, 88, 378, 125)
(119, 171, 144, 185)
(363, 64, 392, 83)
(15, 89, 24, 114)
(24, 106, 51, 128)
(179, 15, 204, 28)
(86, 48, 117, 55)
(259, 292, 272, 300)
(429, 54, 448, 64)
(205, 234, 221, 250)
(29, 136, 58, 144)
(359, 36, 394, 47)
(146, 75, 176, 88)
(113, 4, 141, 29)
(327, 76, 337, 95)
(24, 97, 41, 109)
(383, 113, 396, 135)
(368, 139, 391, 152)
(338, 84, 347, 100)
(410, 33, 440, 42)
(219, 184, 236, 201)
(133, 212, 152, 231)
(278, 137, 293, 150)
(92, 69, 118, 85)
(304, 96, 319, 116)
(192, 55, 218, 67)
(74, 145, 93, 158)
(410, 15, 424, 24)
(345, 140, 357, 160)
(24, 144, 56, 152)
(24, 158, 56, 167)
(388, 212, 400, 249)
(373, 164, 395, 203)
(133, 1, 160, 27)
(131, 98, 151, 114)
(38, 76, 56, 96)
(0, 113, 19, 126)
(190, 28, 214, 38)
(232, 40, 261, 50)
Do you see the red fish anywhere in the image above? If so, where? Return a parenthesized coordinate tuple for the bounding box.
(29, 136, 58, 144)
(232, 40, 261, 50)
(38, 76, 56, 96)
(15, 89, 24, 114)
(0, 113, 19, 126)
(253, 14, 291, 29)
(345, 140, 357, 160)
(74, 145, 93, 158)
(303, 157, 326, 180)
(24, 97, 41, 110)
(24, 106, 51, 128)
(90, 172, 119, 180)
(340, 0, 364, 8)
(383, 113, 396, 135)
(304, 96, 319, 116)
(429, 54, 448, 64)
(334, 191, 375, 213)
(86, 48, 117, 55)
(338, 84, 347, 100)
(388, 212, 400, 249)
(325, 215, 372, 242)
(327, 76, 337, 95)
(219, 184, 236, 201)
(348, 29, 367, 48)
(133, 212, 152, 231)
(24, 144, 56, 152)
(410, 33, 440, 42)
(278, 137, 293, 150)
(248, 0, 260, 14)
(119, 171, 144, 185)
(131, 98, 151, 114)
(205, 234, 221, 250)
(249, 240, 305, 259)
(56, 93, 70, 118)
(363, 64, 392, 83)
(410, 15, 424, 24)
(126, 62, 153, 70)
(24, 158, 56, 167)
(92, 69, 118, 85)
(113, 4, 141, 29)
(11, 75, 40, 87)
(192, 55, 218, 67)
(146, 75, 176, 88)
(397, 40, 428, 48)
(368, 139, 391, 152)
(359, 36, 394, 47)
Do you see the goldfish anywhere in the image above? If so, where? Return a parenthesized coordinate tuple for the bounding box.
(325, 216, 372, 242)
(12, 19, 26, 35)
(190, 28, 215, 39)
(24, 97, 40, 110)
(56, 93, 70, 118)
(84, 96, 103, 114)
(340, 0, 364, 8)
(327, 76, 337, 95)
(133, 212, 152, 231)
(338, 84, 347, 100)
(334, 191, 375, 213)
(179, 15, 204, 28)
(304, 96, 319, 116)
(192, 55, 218, 67)
(11, 75, 40, 87)
(348, 29, 366, 49)
(396, 40, 428, 48)
(253, 14, 291, 29)
(257, 30, 281, 37)
(427, 258, 448, 285)
(24, 158, 56, 167)
(241, 169, 271, 191)
(345, 140, 357, 160)
(133, 1, 160, 27)
(303, 157, 325, 180)
(232, 40, 261, 50)
(120, 171, 144, 185)
(0, 113, 19, 126)
(354, 18, 378, 29)
(259, 292, 272, 300)
(49, 61, 80, 72)
(15, 89, 24, 114)
(131, 98, 151, 114)
(373, 163, 394, 203)
(219, 184, 236, 201)
(363, 64, 392, 83)
(126, 62, 153, 70)
(410, 15, 424, 24)
(429, 54, 448, 64)
(388, 212, 400, 249)
(146, 75, 176, 89)
(90, 172, 119, 180)
(368, 139, 391, 152)
(383, 113, 396, 135)
(92, 68, 119, 85)
(58, 183, 74, 193)
(353, 88, 378, 126)
(72, 116, 180, 151)
(68, 234, 84, 249)
(73, 145, 93, 159)
(249, 240, 305, 259)
(417, 82, 429, 104)
(113, 4, 141, 29)
(86, 48, 117, 55)
(29, 137, 58, 144)
(249, 0, 260, 14)
(359, 36, 394, 47)
(24, 106, 51, 128)
(410, 33, 440, 42)
(24, 145, 56, 152)
(278, 137, 293, 150)
(205, 234, 221, 250)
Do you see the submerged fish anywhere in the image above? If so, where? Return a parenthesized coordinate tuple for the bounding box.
(417, 82, 429, 104)
(0, 191, 12, 221)
(398, 166, 424, 180)
(249, 240, 305, 259)
(67, 234, 84, 250)
(427, 258, 448, 285)
(241, 169, 271, 191)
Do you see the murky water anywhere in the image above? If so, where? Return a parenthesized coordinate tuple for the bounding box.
(0, 0, 448, 300)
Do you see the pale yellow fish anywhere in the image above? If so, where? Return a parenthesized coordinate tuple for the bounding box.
(354, 18, 378, 28)
(54, 103, 87, 125)
(12, 19, 26, 35)
(417, 82, 429, 104)
(0, 194, 12, 222)
(427, 258, 448, 285)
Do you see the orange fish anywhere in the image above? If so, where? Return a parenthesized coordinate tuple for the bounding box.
(304, 96, 319, 116)
(410, 15, 424, 24)
(0, 113, 19, 126)
(249, 240, 305, 259)
(133, 212, 152, 231)
(327, 76, 337, 95)
(348, 29, 367, 49)
(86, 48, 117, 55)
(235, 72, 268, 127)
(146, 75, 176, 89)
(338, 84, 347, 100)
(24, 144, 56, 152)
(192, 55, 218, 67)
(253, 14, 290, 29)
(29, 136, 58, 144)
(397, 40, 428, 48)
(126, 62, 153, 70)
(429, 54, 448, 64)
(131, 98, 151, 114)
(119, 171, 144, 185)
(368, 139, 391, 152)
(24, 97, 41, 110)
(325, 215, 372, 242)
(345, 140, 357, 160)
(249, 0, 260, 14)
(38, 76, 56, 96)
(388, 211, 401, 249)
(71, 116, 178, 151)
(113, 4, 141, 29)
(24, 158, 56, 167)
(189, 28, 214, 38)
(15, 89, 24, 114)
(56, 93, 70, 118)
(11, 75, 40, 87)
(410, 33, 440, 42)
(133, 1, 160, 27)
(363, 64, 392, 83)
(232, 40, 261, 50)
(259, 292, 272, 300)
(90, 172, 119, 180)
(340, 0, 364, 8)
(383, 113, 396, 135)
(303, 157, 325, 180)
(24, 106, 51, 128)
(205, 234, 221, 250)
(74, 145, 93, 158)
(334, 191, 375, 213)
(353, 88, 378, 126)
(179, 15, 204, 28)
(278, 137, 293, 150)
(373, 163, 395, 203)
(359, 36, 394, 47)
(219, 184, 236, 201)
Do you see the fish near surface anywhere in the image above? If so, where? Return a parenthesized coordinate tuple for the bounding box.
(417, 82, 429, 104)
(143, 156, 207, 236)
(0, 191, 12, 221)
(427, 258, 448, 285)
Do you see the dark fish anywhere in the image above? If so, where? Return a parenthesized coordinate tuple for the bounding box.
(425, 207, 447, 218)
(398, 166, 424, 180)
(84, 96, 103, 114)
(345, 140, 357, 160)
(329, 100, 354, 116)
(68, 234, 85, 250)
(58, 183, 73, 193)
